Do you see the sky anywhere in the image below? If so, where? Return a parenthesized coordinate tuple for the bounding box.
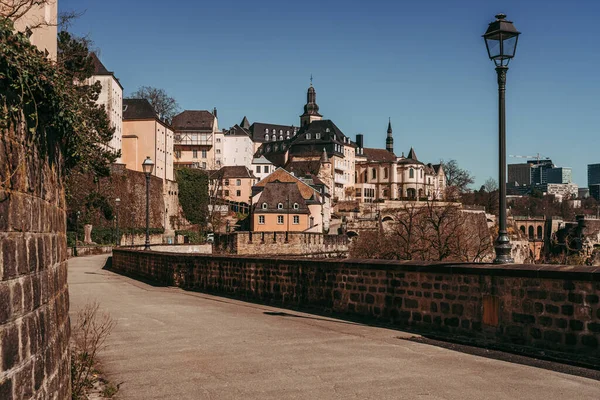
(60, 0, 600, 188)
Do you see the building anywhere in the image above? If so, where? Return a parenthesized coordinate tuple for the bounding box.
(579, 188, 590, 199)
(547, 167, 572, 184)
(508, 163, 532, 186)
(122, 99, 174, 181)
(247, 121, 298, 153)
(172, 109, 220, 169)
(211, 166, 257, 204)
(254, 83, 357, 201)
(546, 183, 578, 202)
(9, 0, 57, 59)
(251, 168, 326, 233)
(589, 164, 600, 186)
(251, 156, 275, 181)
(89, 53, 123, 161)
(223, 124, 254, 169)
(354, 128, 446, 202)
(530, 159, 554, 186)
(590, 185, 600, 201)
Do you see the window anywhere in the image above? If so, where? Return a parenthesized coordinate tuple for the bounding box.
(428, 177, 431, 184)
(309, 217, 314, 227)
(258, 215, 265, 224)
(236, 179, 241, 186)
(216, 138, 221, 143)
(256, 166, 261, 173)
(315, 133, 321, 139)
(265, 134, 269, 141)
(224, 190, 230, 196)
(372, 169, 377, 180)
(262, 202, 268, 209)
(293, 215, 299, 224)
(264, 166, 269, 173)
(193, 150, 198, 158)
(236, 190, 241, 197)
(326, 128, 330, 133)
(293, 203, 299, 210)
(420, 169, 423, 178)
(224, 179, 230, 186)
(409, 168, 415, 179)
(216, 149, 221, 154)
(175, 150, 181, 159)
(202, 150, 207, 158)
(306, 133, 311, 140)
(272, 134, 276, 141)
(277, 215, 284, 224)
(202, 162, 206, 169)
(384, 168, 388, 179)
(279, 135, 283, 141)
(265, 128, 269, 133)
(277, 203, 283, 210)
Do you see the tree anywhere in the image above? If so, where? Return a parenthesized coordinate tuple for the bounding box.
(130, 86, 179, 122)
(441, 159, 475, 195)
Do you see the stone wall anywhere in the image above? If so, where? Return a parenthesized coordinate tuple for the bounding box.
(112, 249, 600, 360)
(1, 125, 71, 398)
(214, 232, 348, 257)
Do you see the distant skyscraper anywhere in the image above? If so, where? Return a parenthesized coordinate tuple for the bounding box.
(588, 164, 600, 186)
(547, 167, 572, 184)
(590, 184, 600, 201)
(508, 163, 531, 186)
(529, 159, 554, 186)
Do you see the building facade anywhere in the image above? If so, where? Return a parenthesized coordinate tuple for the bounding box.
(122, 99, 174, 181)
(547, 167, 572, 184)
(9, 0, 57, 59)
(223, 125, 254, 169)
(89, 53, 123, 161)
(589, 164, 600, 186)
(172, 109, 220, 170)
(211, 166, 257, 205)
(546, 183, 578, 202)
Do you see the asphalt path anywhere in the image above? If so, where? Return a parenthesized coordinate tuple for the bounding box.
(68, 255, 600, 400)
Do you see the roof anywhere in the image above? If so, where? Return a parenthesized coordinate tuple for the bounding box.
(249, 122, 298, 143)
(253, 182, 309, 214)
(240, 116, 250, 130)
(252, 156, 273, 165)
(123, 99, 157, 120)
(407, 147, 418, 161)
(90, 52, 111, 75)
(362, 148, 397, 163)
(254, 168, 320, 201)
(172, 110, 215, 131)
(225, 124, 251, 137)
(217, 166, 256, 179)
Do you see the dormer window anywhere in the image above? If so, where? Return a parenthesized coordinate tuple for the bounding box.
(272, 129, 276, 134)
(265, 128, 269, 133)
(265, 134, 269, 141)
(279, 135, 283, 141)
(272, 134, 276, 141)
(306, 133, 311, 140)
(315, 133, 321, 139)
(326, 128, 330, 133)
(293, 203, 299, 210)
(277, 203, 283, 209)
(262, 203, 268, 209)
(279, 130, 283, 135)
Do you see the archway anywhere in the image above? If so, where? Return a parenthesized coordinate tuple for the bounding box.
(381, 216, 394, 223)
(537, 226, 543, 240)
(528, 226, 534, 240)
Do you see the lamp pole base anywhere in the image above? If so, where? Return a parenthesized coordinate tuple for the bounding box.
(493, 232, 514, 264)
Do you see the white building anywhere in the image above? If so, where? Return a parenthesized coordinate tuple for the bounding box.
(89, 53, 123, 162)
(223, 124, 254, 169)
(251, 156, 275, 181)
(547, 183, 578, 202)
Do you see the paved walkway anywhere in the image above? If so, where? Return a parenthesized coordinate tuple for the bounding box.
(68, 255, 600, 400)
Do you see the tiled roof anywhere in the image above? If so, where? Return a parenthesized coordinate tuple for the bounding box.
(250, 122, 298, 143)
(284, 160, 322, 177)
(253, 182, 309, 214)
(362, 148, 397, 163)
(172, 110, 215, 131)
(123, 99, 157, 120)
(225, 124, 251, 137)
(254, 168, 319, 200)
(217, 166, 256, 179)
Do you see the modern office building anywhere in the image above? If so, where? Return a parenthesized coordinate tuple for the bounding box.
(589, 164, 600, 186)
(508, 163, 532, 186)
(547, 167, 572, 184)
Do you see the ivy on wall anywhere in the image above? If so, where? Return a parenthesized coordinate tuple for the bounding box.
(175, 168, 209, 229)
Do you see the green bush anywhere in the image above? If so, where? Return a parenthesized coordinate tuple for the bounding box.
(175, 230, 204, 244)
(176, 168, 209, 228)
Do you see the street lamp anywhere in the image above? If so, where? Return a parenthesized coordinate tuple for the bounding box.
(483, 13, 521, 264)
(115, 198, 121, 246)
(142, 156, 155, 250)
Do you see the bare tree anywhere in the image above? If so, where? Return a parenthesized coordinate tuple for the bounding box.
(388, 203, 426, 260)
(130, 86, 179, 123)
(441, 159, 475, 195)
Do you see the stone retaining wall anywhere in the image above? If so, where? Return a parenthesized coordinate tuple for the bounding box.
(111, 249, 600, 359)
(1, 125, 71, 398)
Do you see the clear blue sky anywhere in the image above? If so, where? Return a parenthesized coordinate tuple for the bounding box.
(60, 0, 600, 188)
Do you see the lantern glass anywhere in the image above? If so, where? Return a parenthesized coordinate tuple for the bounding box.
(483, 14, 520, 67)
(142, 157, 155, 175)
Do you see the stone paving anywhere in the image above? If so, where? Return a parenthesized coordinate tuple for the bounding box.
(69, 255, 600, 400)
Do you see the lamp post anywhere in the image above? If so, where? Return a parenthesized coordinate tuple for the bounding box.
(142, 157, 155, 250)
(483, 13, 521, 264)
(115, 198, 121, 246)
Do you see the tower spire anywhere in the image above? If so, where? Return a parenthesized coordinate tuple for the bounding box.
(386, 118, 394, 153)
(300, 79, 322, 127)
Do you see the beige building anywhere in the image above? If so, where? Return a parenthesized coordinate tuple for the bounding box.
(211, 166, 257, 204)
(122, 99, 174, 182)
(7, 0, 57, 59)
(252, 168, 326, 233)
(172, 109, 220, 170)
(89, 53, 123, 161)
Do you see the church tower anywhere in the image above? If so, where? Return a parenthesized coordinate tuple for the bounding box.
(300, 79, 323, 127)
(386, 118, 394, 153)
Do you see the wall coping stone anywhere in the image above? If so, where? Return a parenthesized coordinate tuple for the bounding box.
(112, 248, 600, 281)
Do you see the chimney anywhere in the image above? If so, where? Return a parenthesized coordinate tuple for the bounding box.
(213, 107, 218, 118)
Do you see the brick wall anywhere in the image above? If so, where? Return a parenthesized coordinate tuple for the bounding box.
(214, 232, 348, 257)
(1, 125, 71, 398)
(113, 249, 600, 359)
